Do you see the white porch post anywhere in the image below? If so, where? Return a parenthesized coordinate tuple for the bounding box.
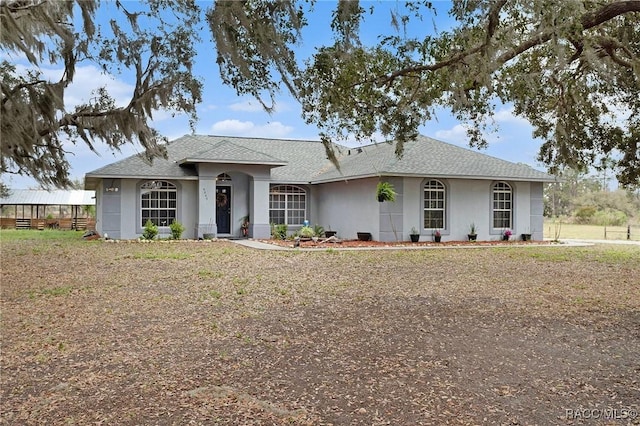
(250, 178, 271, 239)
(198, 177, 217, 237)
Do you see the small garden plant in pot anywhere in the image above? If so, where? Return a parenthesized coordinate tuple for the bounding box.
(376, 181, 396, 202)
(240, 216, 250, 237)
(298, 225, 315, 240)
(357, 232, 372, 241)
(468, 222, 477, 241)
(410, 227, 420, 243)
(433, 229, 442, 243)
(502, 229, 512, 241)
(202, 219, 215, 240)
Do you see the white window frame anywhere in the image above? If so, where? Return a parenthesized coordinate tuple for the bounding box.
(269, 185, 306, 225)
(492, 181, 513, 230)
(423, 179, 446, 231)
(140, 180, 177, 228)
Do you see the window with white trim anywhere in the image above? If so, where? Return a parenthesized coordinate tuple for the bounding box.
(141, 180, 177, 227)
(423, 179, 446, 229)
(492, 182, 512, 229)
(269, 185, 306, 225)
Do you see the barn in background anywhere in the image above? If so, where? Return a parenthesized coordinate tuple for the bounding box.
(0, 190, 96, 230)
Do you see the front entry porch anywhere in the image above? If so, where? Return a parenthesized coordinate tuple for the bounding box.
(195, 168, 272, 240)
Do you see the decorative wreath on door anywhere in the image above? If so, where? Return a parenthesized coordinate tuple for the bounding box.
(216, 192, 228, 207)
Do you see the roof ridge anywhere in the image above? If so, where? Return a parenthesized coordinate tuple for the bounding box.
(190, 139, 286, 163)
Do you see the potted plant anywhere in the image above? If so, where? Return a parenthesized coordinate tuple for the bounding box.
(433, 229, 442, 243)
(468, 222, 477, 241)
(202, 219, 215, 240)
(376, 181, 396, 202)
(239, 215, 250, 237)
(298, 225, 315, 240)
(502, 228, 512, 241)
(324, 226, 337, 238)
(357, 232, 372, 241)
(410, 227, 420, 243)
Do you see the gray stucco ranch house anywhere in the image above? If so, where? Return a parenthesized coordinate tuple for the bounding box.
(84, 134, 555, 242)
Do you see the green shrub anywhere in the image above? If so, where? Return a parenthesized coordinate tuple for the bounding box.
(271, 223, 288, 240)
(313, 224, 324, 237)
(169, 220, 185, 239)
(592, 209, 628, 226)
(142, 219, 158, 240)
(573, 206, 597, 224)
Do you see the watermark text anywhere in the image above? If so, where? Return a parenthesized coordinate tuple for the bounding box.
(565, 408, 637, 420)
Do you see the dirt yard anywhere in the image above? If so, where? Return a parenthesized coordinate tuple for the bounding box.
(1, 237, 639, 425)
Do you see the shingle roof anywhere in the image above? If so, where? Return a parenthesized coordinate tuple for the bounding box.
(179, 140, 287, 166)
(314, 135, 555, 182)
(86, 134, 555, 184)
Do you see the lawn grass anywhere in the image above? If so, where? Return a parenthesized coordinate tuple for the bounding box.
(0, 228, 85, 242)
(543, 220, 639, 240)
(1, 236, 638, 425)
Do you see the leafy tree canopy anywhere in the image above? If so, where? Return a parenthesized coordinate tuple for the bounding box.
(1, 0, 202, 187)
(210, 0, 640, 188)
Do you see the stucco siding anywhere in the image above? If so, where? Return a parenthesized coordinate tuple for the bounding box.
(315, 178, 380, 240)
(99, 180, 122, 239)
(530, 182, 544, 240)
(229, 173, 250, 238)
(179, 180, 198, 239)
(512, 181, 531, 238)
(121, 179, 137, 238)
(93, 173, 545, 242)
(402, 178, 423, 241)
(452, 180, 489, 240)
(379, 177, 403, 242)
(401, 178, 537, 241)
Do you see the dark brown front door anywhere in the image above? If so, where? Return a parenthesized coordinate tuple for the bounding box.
(216, 186, 231, 234)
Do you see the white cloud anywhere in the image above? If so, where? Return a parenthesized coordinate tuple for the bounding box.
(201, 104, 219, 111)
(64, 65, 134, 109)
(211, 119, 255, 134)
(149, 108, 186, 123)
(434, 124, 469, 145)
(15, 64, 135, 110)
(229, 100, 264, 113)
(0, 50, 28, 62)
(434, 107, 534, 146)
(210, 120, 294, 138)
(227, 98, 293, 114)
(493, 107, 530, 126)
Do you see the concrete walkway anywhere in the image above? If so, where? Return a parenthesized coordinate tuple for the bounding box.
(559, 238, 640, 246)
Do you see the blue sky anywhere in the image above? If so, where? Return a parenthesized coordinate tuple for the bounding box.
(3, 1, 547, 189)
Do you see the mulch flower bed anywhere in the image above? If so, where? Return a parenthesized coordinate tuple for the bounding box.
(261, 238, 555, 249)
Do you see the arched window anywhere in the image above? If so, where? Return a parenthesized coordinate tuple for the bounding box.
(423, 179, 446, 230)
(216, 173, 232, 182)
(492, 182, 512, 229)
(140, 180, 177, 227)
(269, 185, 306, 225)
